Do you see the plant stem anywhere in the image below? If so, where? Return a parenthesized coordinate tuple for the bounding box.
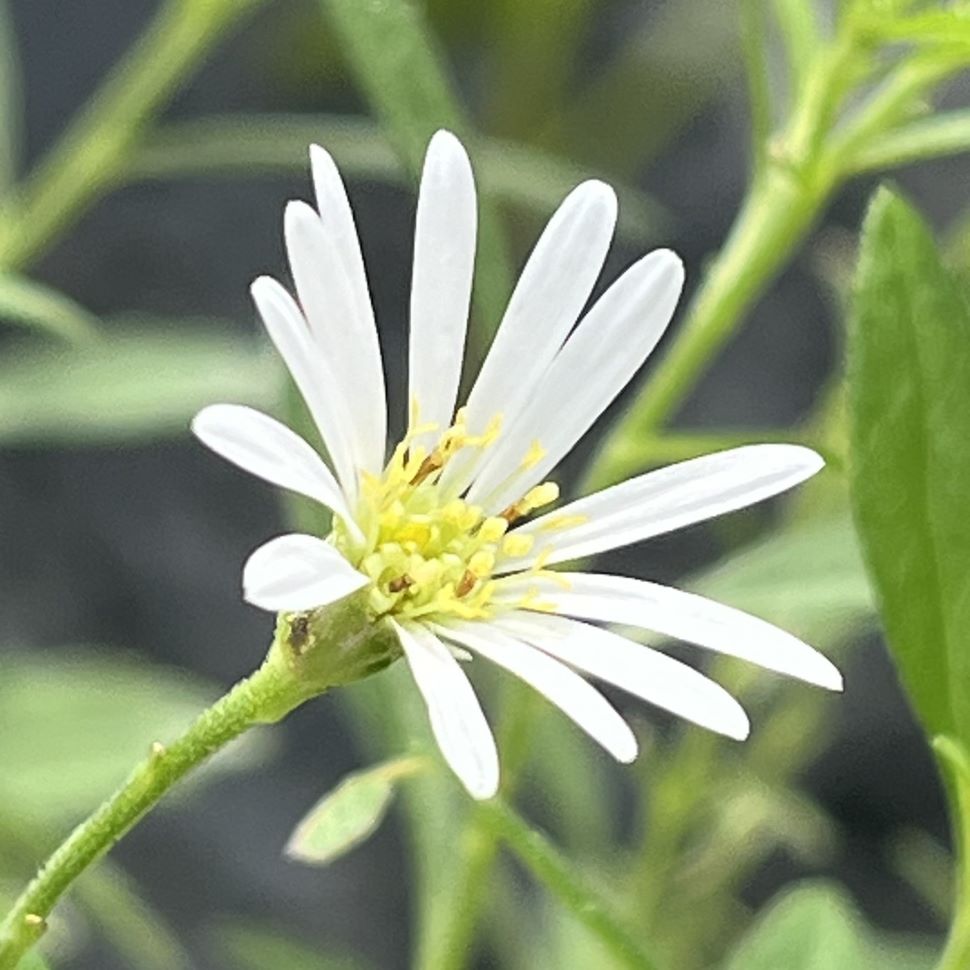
(425, 682, 536, 970)
(0, 0, 265, 271)
(585, 161, 831, 491)
(0, 656, 295, 970)
(0, 596, 396, 970)
(480, 799, 659, 970)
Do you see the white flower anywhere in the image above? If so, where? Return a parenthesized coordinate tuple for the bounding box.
(192, 130, 842, 800)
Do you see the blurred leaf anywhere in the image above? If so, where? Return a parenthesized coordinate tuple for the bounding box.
(15, 954, 50, 970)
(722, 882, 868, 969)
(856, 10, 970, 47)
(847, 110, 970, 174)
(848, 189, 970, 745)
(318, 0, 512, 352)
(0, 0, 23, 190)
(688, 511, 873, 648)
(0, 323, 280, 446)
(212, 921, 368, 970)
(286, 756, 426, 866)
(0, 273, 99, 344)
(76, 864, 191, 970)
(723, 880, 941, 970)
(555, 0, 739, 174)
(484, 0, 595, 141)
(128, 116, 666, 244)
(0, 648, 263, 823)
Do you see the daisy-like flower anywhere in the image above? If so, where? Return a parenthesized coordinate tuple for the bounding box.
(192, 131, 841, 799)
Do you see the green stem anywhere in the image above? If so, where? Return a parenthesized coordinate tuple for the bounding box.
(480, 800, 659, 970)
(933, 736, 970, 970)
(585, 161, 832, 491)
(0, 597, 397, 970)
(0, 0, 265, 270)
(0, 657, 292, 969)
(425, 682, 537, 970)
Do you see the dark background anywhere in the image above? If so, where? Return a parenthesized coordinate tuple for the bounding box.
(0, 1, 957, 966)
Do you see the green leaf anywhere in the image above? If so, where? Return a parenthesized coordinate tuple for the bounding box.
(847, 110, 970, 174)
(126, 115, 666, 245)
(848, 188, 970, 745)
(856, 10, 970, 48)
(212, 920, 368, 970)
(15, 954, 50, 970)
(0, 0, 23, 191)
(0, 274, 99, 344)
(688, 512, 873, 650)
(0, 648, 266, 824)
(318, 0, 512, 353)
(0, 323, 280, 446)
(285, 756, 426, 866)
(722, 882, 869, 970)
(75, 864, 191, 970)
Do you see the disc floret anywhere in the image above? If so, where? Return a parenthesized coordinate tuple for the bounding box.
(330, 410, 560, 622)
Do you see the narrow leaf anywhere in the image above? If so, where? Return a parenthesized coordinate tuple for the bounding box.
(0, 323, 280, 446)
(286, 757, 426, 866)
(848, 188, 970, 745)
(722, 882, 869, 970)
(0, 647, 268, 823)
(212, 920, 368, 970)
(127, 116, 666, 244)
(0, 273, 99, 344)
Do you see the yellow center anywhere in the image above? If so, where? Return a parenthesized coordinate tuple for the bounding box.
(330, 408, 562, 621)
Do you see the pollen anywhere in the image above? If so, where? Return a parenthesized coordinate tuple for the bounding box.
(329, 411, 566, 622)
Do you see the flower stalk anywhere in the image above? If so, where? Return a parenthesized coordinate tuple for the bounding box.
(0, 594, 394, 970)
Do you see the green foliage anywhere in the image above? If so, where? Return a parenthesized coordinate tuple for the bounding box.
(212, 921, 368, 970)
(0, 274, 98, 344)
(14, 955, 49, 970)
(0, 647, 258, 823)
(722, 882, 868, 969)
(127, 116, 666, 244)
(722, 881, 936, 970)
(285, 756, 426, 866)
(849, 188, 970, 745)
(0, 0, 22, 192)
(319, 0, 512, 349)
(0, 324, 280, 447)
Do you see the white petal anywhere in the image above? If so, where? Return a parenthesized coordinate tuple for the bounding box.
(433, 620, 637, 763)
(499, 445, 825, 572)
(392, 620, 500, 799)
(191, 403, 361, 542)
(466, 249, 684, 512)
(498, 573, 842, 690)
(285, 199, 386, 476)
(408, 131, 476, 448)
(492, 610, 750, 740)
(242, 534, 368, 612)
(310, 144, 377, 344)
(439, 180, 618, 495)
(250, 276, 359, 503)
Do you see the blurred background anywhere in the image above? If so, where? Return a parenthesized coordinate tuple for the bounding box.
(0, 1, 961, 968)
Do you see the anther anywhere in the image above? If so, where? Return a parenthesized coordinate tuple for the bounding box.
(410, 451, 443, 486)
(388, 574, 414, 593)
(455, 570, 477, 597)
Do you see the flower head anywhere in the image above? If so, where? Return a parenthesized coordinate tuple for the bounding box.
(193, 130, 841, 799)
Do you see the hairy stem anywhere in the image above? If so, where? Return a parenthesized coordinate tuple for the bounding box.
(0, 597, 396, 970)
(0, 656, 293, 969)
